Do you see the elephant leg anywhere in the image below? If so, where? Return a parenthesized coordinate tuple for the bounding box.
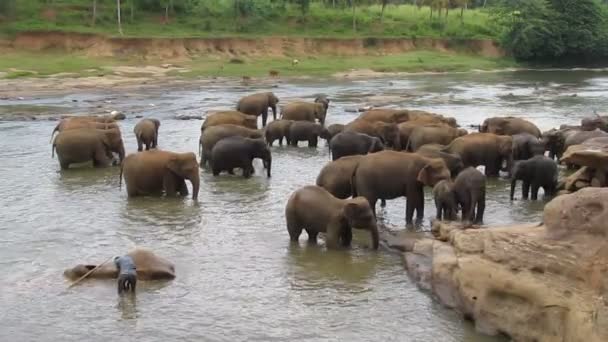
(163, 173, 179, 196)
(460, 196, 472, 222)
(286, 215, 302, 242)
(145, 142, 151, 151)
(522, 181, 530, 200)
(309, 137, 318, 148)
(212, 166, 220, 176)
(413, 187, 424, 222)
(93, 146, 112, 168)
(136, 138, 143, 152)
(340, 226, 353, 247)
(243, 161, 254, 178)
(435, 202, 442, 220)
(228, 169, 235, 175)
(325, 222, 342, 249)
(262, 111, 268, 127)
(474, 192, 485, 224)
(278, 137, 283, 146)
(153, 135, 158, 149)
(531, 183, 540, 200)
(178, 178, 189, 197)
(405, 190, 418, 226)
(305, 229, 318, 244)
(380, 199, 387, 207)
(59, 158, 70, 170)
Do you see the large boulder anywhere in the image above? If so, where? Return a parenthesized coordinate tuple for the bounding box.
(396, 188, 608, 341)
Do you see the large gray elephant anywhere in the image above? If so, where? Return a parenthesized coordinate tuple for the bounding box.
(345, 119, 400, 150)
(264, 119, 294, 146)
(329, 131, 384, 161)
(288, 121, 331, 148)
(285, 185, 379, 249)
(50, 118, 119, 142)
(352, 151, 451, 225)
(480, 116, 541, 138)
(210, 136, 271, 178)
(281, 101, 328, 126)
(512, 132, 544, 161)
(134, 118, 160, 151)
(327, 123, 345, 139)
(236, 92, 279, 127)
(199, 124, 263, 166)
(406, 124, 467, 151)
(442, 133, 513, 177)
(316, 155, 363, 199)
(416, 144, 465, 177)
(52, 128, 125, 169)
(120, 150, 200, 200)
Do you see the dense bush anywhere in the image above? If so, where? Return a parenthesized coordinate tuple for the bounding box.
(496, 0, 608, 63)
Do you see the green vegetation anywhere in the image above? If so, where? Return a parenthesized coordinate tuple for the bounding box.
(0, 51, 111, 76)
(494, 0, 608, 63)
(0, 1, 497, 39)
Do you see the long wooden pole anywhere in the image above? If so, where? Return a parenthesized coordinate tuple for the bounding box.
(67, 256, 114, 289)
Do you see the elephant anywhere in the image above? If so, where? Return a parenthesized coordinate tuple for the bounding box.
(581, 115, 608, 132)
(199, 124, 263, 166)
(63, 248, 175, 281)
(329, 131, 384, 161)
(512, 132, 545, 161)
(345, 119, 400, 149)
(352, 151, 451, 225)
(288, 121, 331, 148)
(50, 118, 119, 142)
(327, 123, 345, 139)
(314, 95, 331, 112)
(236, 92, 279, 127)
(480, 116, 541, 138)
(285, 185, 379, 250)
(442, 133, 513, 177)
(120, 150, 200, 200)
(406, 110, 458, 127)
(316, 155, 363, 199)
(281, 101, 328, 126)
(416, 144, 465, 177)
(201, 111, 258, 133)
(134, 118, 160, 151)
(264, 119, 294, 146)
(52, 128, 125, 169)
(432, 180, 458, 221)
(357, 108, 411, 124)
(542, 127, 579, 161)
(210, 136, 271, 178)
(452, 167, 486, 223)
(510, 155, 558, 201)
(406, 124, 468, 151)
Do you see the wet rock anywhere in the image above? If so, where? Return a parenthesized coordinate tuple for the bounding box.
(392, 188, 608, 341)
(174, 114, 203, 120)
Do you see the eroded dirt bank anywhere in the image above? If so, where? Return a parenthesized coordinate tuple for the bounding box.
(389, 188, 608, 342)
(4, 31, 503, 59)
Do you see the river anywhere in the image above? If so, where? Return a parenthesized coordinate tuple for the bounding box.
(1, 70, 607, 341)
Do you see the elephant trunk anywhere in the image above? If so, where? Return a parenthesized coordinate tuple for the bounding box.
(271, 105, 277, 121)
(190, 175, 200, 200)
(117, 144, 126, 164)
(368, 222, 380, 250)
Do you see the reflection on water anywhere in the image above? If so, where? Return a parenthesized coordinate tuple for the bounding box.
(3, 69, 608, 341)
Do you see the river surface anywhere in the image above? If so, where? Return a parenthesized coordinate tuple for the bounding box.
(2, 70, 608, 341)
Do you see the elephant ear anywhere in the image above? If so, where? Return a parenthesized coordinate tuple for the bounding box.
(417, 160, 447, 186)
(167, 156, 181, 175)
(417, 164, 433, 186)
(343, 201, 360, 220)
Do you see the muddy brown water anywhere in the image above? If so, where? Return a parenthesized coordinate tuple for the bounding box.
(2, 70, 607, 341)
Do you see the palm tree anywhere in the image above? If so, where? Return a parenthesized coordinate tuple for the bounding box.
(117, 0, 123, 36)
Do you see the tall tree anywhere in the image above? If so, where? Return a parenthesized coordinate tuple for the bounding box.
(380, 0, 389, 24)
(117, 0, 124, 36)
(92, 0, 97, 26)
(352, 0, 357, 32)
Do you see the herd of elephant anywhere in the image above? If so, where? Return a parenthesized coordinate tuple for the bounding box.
(49, 90, 608, 251)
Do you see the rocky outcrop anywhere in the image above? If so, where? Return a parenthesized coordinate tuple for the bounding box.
(395, 188, 608, 342)
(558, 138, 608, 193)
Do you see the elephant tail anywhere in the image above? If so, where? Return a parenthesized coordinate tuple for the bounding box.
(51, 139, 56, 158)
(50, 123, 60, 143)
(119, 163, 124, 189)
(404, 137, 412, 152)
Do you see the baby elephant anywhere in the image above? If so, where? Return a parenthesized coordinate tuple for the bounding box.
(510, 155, 558, 200)
(285, 185, 379, 249)
(288, 121, 331, 147)
(134, 118, 160, 151)
(433, 167, 486, 224)
(210, 136, 271, 178)
(264, 119, 294, 146)
(329, 131, 384, 161)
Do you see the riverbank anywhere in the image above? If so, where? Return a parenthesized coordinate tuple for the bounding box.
(0, 31, 514, 79)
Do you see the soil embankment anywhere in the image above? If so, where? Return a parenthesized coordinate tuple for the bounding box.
(5, 31, 503, 60)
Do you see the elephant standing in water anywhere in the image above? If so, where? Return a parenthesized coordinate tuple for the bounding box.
(480, 116, 541, 138)
(442, 133, 513, 177)
(288, 121, 331, 147)
(285, 185, 379, 249)
(345, 119, 401, 150)
(264, 119, 294, 146)
(510, 155, 558, 201)
(199, 124, 263, 166)
(236, 92, 279, 127)
(281, 101, 328, 126)
(352, 151, 451, 225)
(120, 150, 200, 200)
(329, 131, 384, 161)
(201, 111, 258, 132)
(433, 167, 486, 224)
(210, 136, 271, 178)
(134, 118, 160, 151)
(52, 128, 125, 169)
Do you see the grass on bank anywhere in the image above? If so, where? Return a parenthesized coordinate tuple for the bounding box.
(1, 2, 498, 39)
(0, 50, 516, 79)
